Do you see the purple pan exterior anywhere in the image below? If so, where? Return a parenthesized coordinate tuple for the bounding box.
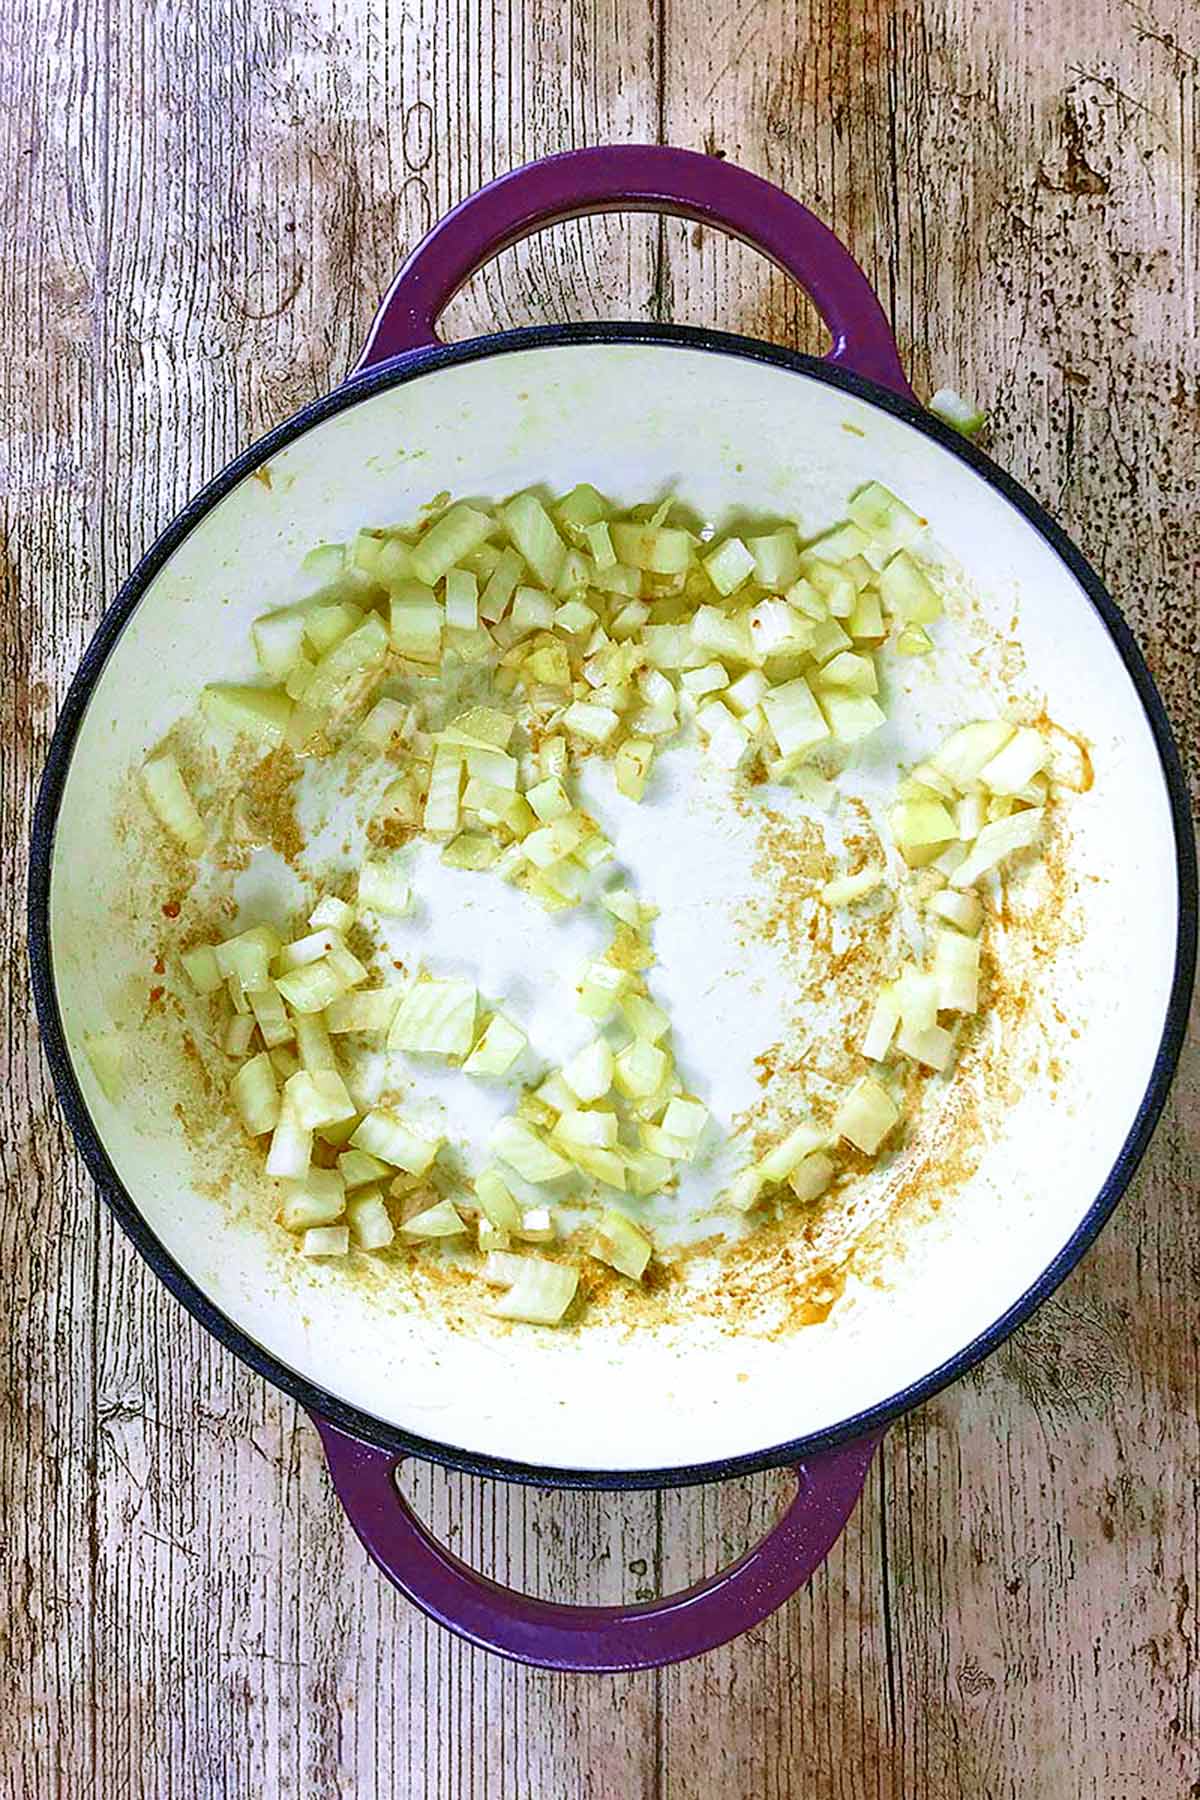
(314, 144, 912, 1671)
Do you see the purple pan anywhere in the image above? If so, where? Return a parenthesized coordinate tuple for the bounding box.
(29, 146, 1196, 1672)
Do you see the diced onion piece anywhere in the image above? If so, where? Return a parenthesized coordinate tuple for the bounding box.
(847, 481, 924, 555)
(388, 979, 477, 1057)
(681, 661, 731, 699)
(304, 613, 390, 715)
(756, 1122, 826, 1184)
(562, 1038, 615, 1104)
(301, 1226, 349, 1258)
(475, 1167, 524, 1235)
(442, 832, 500, 871)
(590, 1208, 652, 1280)
(932, 720, 1014, 789)
(697, 700, 751, 770)
(351, 1108, 442, 1174)
(215, 924, 282, 994)
(510, 586, 557, 635)
(833, 1077, 899, 1155)
(896, 624, 933, 656)
(895, 967, 939, 1035)
(526, 775, 571, 822)
(577, 959, 632, 1020)
(309, 894, 355, 932)
(879, 551, 942, 624)
(724, 670, 768, 716)
(410, 503, 494, 585)
(554, 599, 597, 635)
(397, 1198, 465, 1239)
(389, 580, 444, 663)
(763, 679, 830, 759)
(555, 482, 608, 542)
(562, 701, 619, 745)
(339, 1147, 392, 1190)
(861, 986, 901, 1061)
(610, 1150, 662, 1200)
(583, 520, 616, 567)
(818, 690, 886, 743)
(898, 1018, 955, 1071)
(141, 754, 205, 855)
(661, 1097, 708, 1144)
(325, 989, 400, 1034)
(788, 1151, 835, 1204)
(304, 598, 363, 655)
(279, 1167, 345, 1231)
(181, 946, 223, 994)
(613, 1039, 668, 1100)
(479, 545, 524, 622)
(358, 856, 412, 916)
(928, 889, 983, 935)
(809, 617, 853, 665)
(847, 588, 885, 640)
(956, 791, 987, 840)
(555, 1107, 619, 1149)
(976, 726, 1047, 795)
(614, 737, 655, 800)
(821, 867, 884, 907)
(277, 928, 342, 972)
(815, 650, 878, 695)
(265, 1094, 312, 1178)
(691, 605, 754, 664)
(803, 559, 857, 618)
(640, 1122, 691, 1161)
(502, 492, 566, 589)
(725, 1168, 765, 1213)
(889, 797, 957, 850)
(224, 1012, 256, 1057)
(610, 522, 693, 574)
(275, 959, 346, 1014)
(518, 1206, 556, 1244)
(347, 1189, 395, 1250)
(248, 985, 293, 1048)
(423, 746, 462, 838)
(703, 535, 756, 596)
(463, 1013, 527, 1076)
(619, 993, 670, 1042)
(357, 696, 411, 750)
(934, 929, 980, 1012)
(929, 387, 987, 437)
(641, 623, 691, 669)
(491, 1118, 573, 1183)
(523, 816, 585, 867)
(485, 1254, 578, 1324)
(443, 567, 480, 631)
(949, 808, 1043, 888)
(747, 527, 801, 591)
(252, 602, 314, 678)
(284, 1068, 356, 1130)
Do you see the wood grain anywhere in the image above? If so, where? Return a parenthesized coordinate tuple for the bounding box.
(2, 0, 1196, 1795)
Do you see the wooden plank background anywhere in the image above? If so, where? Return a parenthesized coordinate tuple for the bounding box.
(2, 0, 1197, 1793)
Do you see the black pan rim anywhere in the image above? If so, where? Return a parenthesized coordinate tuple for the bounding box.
(27, 320, 1198, 1493)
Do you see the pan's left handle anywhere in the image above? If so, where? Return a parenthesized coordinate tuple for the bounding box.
(352, 144, 913, 399)
(310, 1412, 882, 1672)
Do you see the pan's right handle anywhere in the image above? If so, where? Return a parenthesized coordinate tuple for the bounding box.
(353, 144, 914, 400)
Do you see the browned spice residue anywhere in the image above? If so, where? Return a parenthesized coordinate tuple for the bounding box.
(239, 747, 305, 863)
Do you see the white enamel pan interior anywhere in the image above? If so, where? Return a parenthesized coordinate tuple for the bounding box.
(34, 330, 1195, 1481)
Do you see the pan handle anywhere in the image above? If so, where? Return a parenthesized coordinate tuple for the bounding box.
(310, 1412, 882, 1672)
(353, 145, 913, 399)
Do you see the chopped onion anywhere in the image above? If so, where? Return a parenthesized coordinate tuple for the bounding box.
(339, 1147, 392, 1190)
(787, 1151, 835, 1205)
(897, 1018, 955, 1072)
(347, 1189, 395, 1250)
(590, 1208, 652, 1280)
(475, 1167, 524, 1234)
(301, 1226, 349, 1258)
(756, 1121, 825, 1184)
(697, 701, 752, 770)
(485, 1254, 578, 1324)
(833, 1077, 899, 1155)
(818, 690, 886, 743)
(325, 988, 400, 1033)
(284, 1068, 356, 1130)
(265, 1093, 313, 1178)
(949, 808, 1043, 888)
(611, 522, 693, 574)
(491, 1118, 573, 1183)
(389, 979, 477, 1057)
(401, 1198, 467, 1239)
(215, 924, 282, 994)
(879, 552, 942, 624)
(503, 493, 566, 588)
(703, 536, 756, 596)
(861, 987, 900, 1061)
(929, 388, 987, 437)
(390, 581, 444, 663)
(562, 700, 619, 744)
(201, 683, 292, 747)
(444, 568, 480, 631)
(410, 503, 494, 585)
(181, 946, 223, 995)
(933, 929, 980, 1012)
(358, 857, 413, 916)
(275, 960, 346, 1015)
(976, 726, 1047, 795)
(350, 1109, 442, 1174)
(141, 754, 205, 855)
(762, 679, 830, 759)
(932, 720, 1014, 789)
(847, 482, 924, 554)
(889, 797, 957, 850)
(928, 889, 983, 935)
(279, 1167, 345, 1231)
(463, 1013, 527, 1076)
(661, 1096, 708, 1144)
(248, 985, 293, 1049)
(562, 1037, 614, 1104)
(223, 1012, 256, 1057)
(614, 1039, 668, 1100)
(309, 894, 355, 933)
(821, 867, 883, 907)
